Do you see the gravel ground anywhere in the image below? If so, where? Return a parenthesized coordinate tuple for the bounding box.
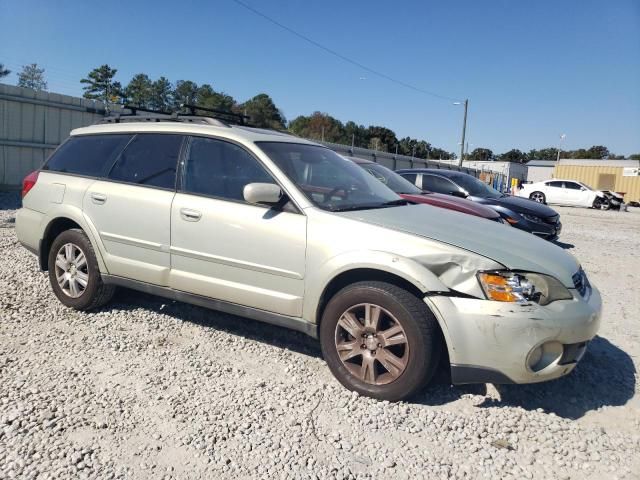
(1, 191, 639, 480)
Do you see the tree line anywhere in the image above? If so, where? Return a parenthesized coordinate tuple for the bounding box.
(1, 62, 639, 161)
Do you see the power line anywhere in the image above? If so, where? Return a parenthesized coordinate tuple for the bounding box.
(229, 0, 461, 103)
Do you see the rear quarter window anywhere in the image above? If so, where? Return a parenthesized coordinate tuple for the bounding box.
(43, 134, 132, 177)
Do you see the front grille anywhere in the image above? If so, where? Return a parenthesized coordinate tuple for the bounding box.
(544, 214, 559, 225)
(572, 268, 589, 296)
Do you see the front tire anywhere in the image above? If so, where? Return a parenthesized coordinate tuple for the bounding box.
(48, 228, 115, 310)
(530, 191, 546, 204)
(320, 281, 441, 401)
(593, 197, 610, 210)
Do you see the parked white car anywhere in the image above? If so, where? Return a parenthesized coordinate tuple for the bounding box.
(519, 179, 618, 209)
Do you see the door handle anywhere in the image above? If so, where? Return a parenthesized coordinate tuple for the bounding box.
(90, 193, 107, 205)
(180, 208, 202, 222)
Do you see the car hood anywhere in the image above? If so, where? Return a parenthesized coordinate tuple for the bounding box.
(337, 204, 579, 287)
(478, 194, 559, 217)
(399, 193, 500, 219)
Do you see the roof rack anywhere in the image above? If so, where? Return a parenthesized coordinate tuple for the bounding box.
(181, 104, 250, 125)
(97, 104, 244, 128)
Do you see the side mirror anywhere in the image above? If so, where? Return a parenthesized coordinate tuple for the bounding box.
(580, 187, 587, 191)
(243, 183, 283, 205)
(450, 190, 467, 198)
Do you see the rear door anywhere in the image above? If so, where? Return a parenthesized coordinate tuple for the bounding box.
(544, 181, 565, 204)
(83, 133, 184, 286)
(421, 174, 461, 195)
(169, 136, 306, 317)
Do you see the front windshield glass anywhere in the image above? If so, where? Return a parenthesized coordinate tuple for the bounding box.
(257, 142, 402, 211)
(448, 173, 503, 198)
(359, 162, 423, 195)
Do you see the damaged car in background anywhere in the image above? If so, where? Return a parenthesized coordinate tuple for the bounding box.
(519, 179, 625, 210)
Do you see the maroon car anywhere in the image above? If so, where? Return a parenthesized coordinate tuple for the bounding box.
(349, 157, 503, 222)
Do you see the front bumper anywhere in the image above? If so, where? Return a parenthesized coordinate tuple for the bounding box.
(517, 219, 562, 240)
(426, 285, 601, 384)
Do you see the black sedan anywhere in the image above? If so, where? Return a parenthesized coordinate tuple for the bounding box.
(396, 168, 562, 240)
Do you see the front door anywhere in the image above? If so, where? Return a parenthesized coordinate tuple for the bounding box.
(562, 181, 585, 206)
(169, 136, 306, 317)
(83, 133, 184, 286)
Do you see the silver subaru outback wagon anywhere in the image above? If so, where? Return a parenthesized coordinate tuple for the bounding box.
(15, 115, 601, 401)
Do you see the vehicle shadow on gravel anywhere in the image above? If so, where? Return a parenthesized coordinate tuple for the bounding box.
(106, 292, 634, 419)
(552, 240, 575, 249)
(473, 336, 636, 419)
(110, 289, 323, 358)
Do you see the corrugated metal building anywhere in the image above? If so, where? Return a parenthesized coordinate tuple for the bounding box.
(0, 83, 122, 189)
(554, 159, 640, 202)
(526, 160, 556, 183)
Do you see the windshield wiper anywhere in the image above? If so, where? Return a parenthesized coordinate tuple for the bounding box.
(328, 199, 409, 212)
(379, 199, 410, 207)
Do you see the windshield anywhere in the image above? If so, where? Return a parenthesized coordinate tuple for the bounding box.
(358, 162, 423, 195)
(447, 173, 503, 198)
(257, 142, 402, 211)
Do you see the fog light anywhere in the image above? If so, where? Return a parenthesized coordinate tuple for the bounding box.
(527, 341, 564, 372)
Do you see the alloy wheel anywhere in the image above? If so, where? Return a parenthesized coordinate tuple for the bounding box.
(334, 303, 409, 385)
(54, 243, 89, 298)
(531, 192, 545, 203)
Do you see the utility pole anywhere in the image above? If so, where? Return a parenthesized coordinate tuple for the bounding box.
(321, 126, 325, 142)
(556, 134, 566, 161)
(458, 99, 468, 167)
(351, 133, 355, 150)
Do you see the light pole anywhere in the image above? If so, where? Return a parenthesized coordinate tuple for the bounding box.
(556, 134, 566, 161)
(454, 99, 469, 167)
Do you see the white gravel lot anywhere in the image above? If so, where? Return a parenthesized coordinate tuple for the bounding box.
(1, 192, 639, 480)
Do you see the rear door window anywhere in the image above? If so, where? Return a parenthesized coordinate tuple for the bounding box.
(43, 134, 132, 177)
(547, 181, 564, 188)
(422, 174, 457, 194)
(108, 134, 184, 189)
(398, 173, 417, 185)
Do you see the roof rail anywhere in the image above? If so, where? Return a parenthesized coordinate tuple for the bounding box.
(181, 104, 249, 125)
(97, 105, 232, 127)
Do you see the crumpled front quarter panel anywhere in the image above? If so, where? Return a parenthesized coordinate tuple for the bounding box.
(302, 209, 503, 322)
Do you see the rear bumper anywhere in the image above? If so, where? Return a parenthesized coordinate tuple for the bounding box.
(15, 207, 44, 258)
(426, 285, 602, 384)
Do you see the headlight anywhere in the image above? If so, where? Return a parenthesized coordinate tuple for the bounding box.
(477, 271, 573, 306)
(520, 213, 542, 223)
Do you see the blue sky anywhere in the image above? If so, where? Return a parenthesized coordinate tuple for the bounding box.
(1, 0, 639, 155)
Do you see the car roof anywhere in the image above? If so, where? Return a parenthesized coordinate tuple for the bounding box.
(397, 168, 468, 178)
(70, 122, 319, 146)
(542, 179, 582, 183)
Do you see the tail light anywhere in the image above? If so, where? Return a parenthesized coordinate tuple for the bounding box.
(21, 171, 39, 199)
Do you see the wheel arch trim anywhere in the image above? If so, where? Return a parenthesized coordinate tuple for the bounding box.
(304, 251, 449, 324)
(40, 206, 108, 273)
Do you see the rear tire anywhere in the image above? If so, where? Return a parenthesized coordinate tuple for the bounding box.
(530, 191, 546, 204)
(48, 228, 115, 311)
(320, 281, 441, 401)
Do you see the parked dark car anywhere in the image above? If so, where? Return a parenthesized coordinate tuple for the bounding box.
(396, 168, 562, 240)
(346, 157, 504, 222)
